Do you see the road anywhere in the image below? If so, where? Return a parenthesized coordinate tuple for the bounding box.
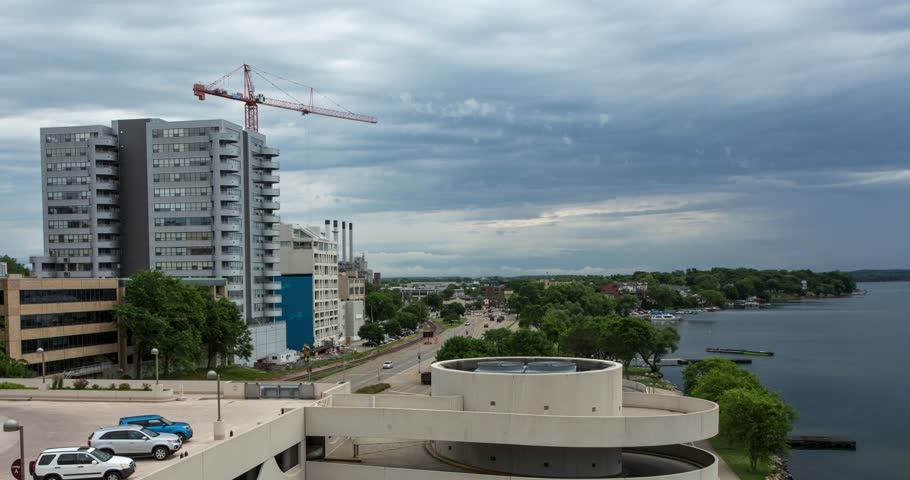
(322, 310, 518, 393)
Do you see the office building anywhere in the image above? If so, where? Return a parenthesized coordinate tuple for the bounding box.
(338, 270, 366, 345)
(143, 356, 721, 480)
(279, 223, 340, 351)
(30, 118, 283, 363)
(0, 275, 125, 375)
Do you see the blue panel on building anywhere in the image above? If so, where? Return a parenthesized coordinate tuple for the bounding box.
(279, 274, 314, 351)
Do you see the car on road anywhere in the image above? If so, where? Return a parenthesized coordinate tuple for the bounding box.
(119, 414, 193, 441)
(31, 446, 135, 480)
(363, 341, 379, 347)
(382, 361, 394, 369)
(88, 425, 181, 461)
(465, 322, 471, 326)
(484, 323, 489, 328)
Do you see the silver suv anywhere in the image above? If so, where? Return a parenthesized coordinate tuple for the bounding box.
(31, 446, 134, 480)
(88, 424, 181, 461)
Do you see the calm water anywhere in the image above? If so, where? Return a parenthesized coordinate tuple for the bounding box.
(662, 282, 910, 479)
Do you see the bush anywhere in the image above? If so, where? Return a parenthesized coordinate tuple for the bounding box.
(0, 382, 30, 390)
(51, 375, 64, 390)
(118, 383, 131, 391)
(355, 383, 391, 394)
(91, 384, 100, 390)
(142, 383, 152, 391)
(73, 378, 89, 390)
(109, 383, 117, 390)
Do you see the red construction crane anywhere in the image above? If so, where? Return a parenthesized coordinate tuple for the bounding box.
(193, 64, 377, 132)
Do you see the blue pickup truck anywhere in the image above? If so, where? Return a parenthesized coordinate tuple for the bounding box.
(120, 415, 194, 441)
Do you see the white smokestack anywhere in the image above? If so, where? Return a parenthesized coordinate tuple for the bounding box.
(348, 223, 354, 263)
(324, 219, 331, 239)
(341, 222, 347, 262)
(333, 220, 338, 245)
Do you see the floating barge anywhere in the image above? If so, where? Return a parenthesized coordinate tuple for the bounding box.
(787, 435, 856, 450)
(706, 347, 774, 356)
(676, 358, 752, 365)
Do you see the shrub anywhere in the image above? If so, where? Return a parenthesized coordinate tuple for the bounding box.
(73, 378, 89, 390)
(118, 383, 131, 391)
(142, 383, 152, 391)
(91, 384, 100, 390)
(355, 383, 391, 394)
(51, 375, 64, 390)
(109, 383, 117, 390)
(0, 382, 30, 390)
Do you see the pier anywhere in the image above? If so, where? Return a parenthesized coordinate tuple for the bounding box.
(674, 358, 752, 365)
(787, 435, 856, 450)
(706, 347, 775, 356)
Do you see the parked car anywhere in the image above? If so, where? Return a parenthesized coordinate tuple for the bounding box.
(465, 322, 471, 326)
(484, 323, 489, 328)
(119, 415, 193, 441)
(363, 341, 379, 347)
(382, 361, 394, 369)
(88, 425, 181, 461)
(31, 446, 135, 480)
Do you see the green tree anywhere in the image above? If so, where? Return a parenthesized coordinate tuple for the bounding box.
(202, 296, 253, 368)
(442, 284, 457, 300)
(425, 293, 444, 311)
(366, 291, 399, 322)
(0, 317, 32, 377)
(384, 319, 403, 337)
(560, 319, 611, 359)
(358, 322, 385, 344)
(519, 304, 545, 328)
(402, 301, 430, 324)
(482, 328, 513, 354)
(540, 307, 570, 343)
(719, 388, 797, 472)
(639, 325, 680, 374)
(615, 295, 638, 316)
(700, 290, 726, 308)
(501, 329, 557, 357)
(690, 367, 765, 403)
(604, 316, 653, 375)
(435, 336, 494, 361)
(681, 357, 742, 394)
(395, 311, 419, 331)
(472, 299, 485, 310)
(440, 302, 466, 322)
(0, 255, 29, 275)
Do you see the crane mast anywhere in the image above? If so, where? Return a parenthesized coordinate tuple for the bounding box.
(193, 64, 377, 132)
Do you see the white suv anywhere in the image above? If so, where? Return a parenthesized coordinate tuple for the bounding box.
(31, 446, 134, 480)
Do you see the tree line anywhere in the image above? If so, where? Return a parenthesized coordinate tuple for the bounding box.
(115, 270, 253, 378)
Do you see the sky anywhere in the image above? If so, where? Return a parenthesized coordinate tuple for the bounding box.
(1, 0, 909, 277)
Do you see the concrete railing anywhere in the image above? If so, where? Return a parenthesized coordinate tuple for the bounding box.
(623, 379, 651, 393)
(0, 387, 174, 402)
(1, 377, 243, 399)
(331, 393, 463, 411)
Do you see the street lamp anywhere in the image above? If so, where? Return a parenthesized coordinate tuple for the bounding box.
(4, 419, 24, 479)
(207, 370, 225, 440)
(36, 347, 46, 384)
(150, 348, 159, 384)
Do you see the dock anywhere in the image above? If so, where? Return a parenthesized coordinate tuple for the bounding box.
(674, 358, 752, 365)
(706, 347, 774, 356)
(787, 435, 856, 450)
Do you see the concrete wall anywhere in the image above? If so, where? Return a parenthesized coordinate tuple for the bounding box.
(0, 387, 173, 402)
(431, 358, 623, 417)
(330, 393, 462, 411)
(435, 441, 623, 477)
(245, 321, 288, 366)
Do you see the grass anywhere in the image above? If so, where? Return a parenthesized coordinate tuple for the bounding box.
(0, 382, 36, 390)
(709, 436, 775, 480)
(163, 365, 278, 382)
(355, 383, 391, 394)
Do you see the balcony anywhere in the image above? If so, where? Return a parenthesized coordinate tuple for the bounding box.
(219, 159, 240, 171)
(93, 151, 116, 161)
(259, 188, 279, 196)
(219, 175, 241, 187)
(219, 238, 242, 247)
(212, 131, 240, 143)
(94, 166, 118, 176)
(219, 268, 243, 276)
(96, 225, 119, 234)
(261, 228, 279, 236)
(264, 295, 282, 303)
(95, 195, 119, 204)
(262, 214, 280, 223)
(219, 144, 241, 157)
(263, 255, 280, 263)
(94, 181, 120, 191)
(93, 135, 117, 147)
(220, 193, 240, 202)
(263, 308, 282, 317)
(264, 282, 282, 290)
(220, 208, 241, 217)
(259, 146, 279, 157)
(218, 223, 240, 232)
(262, 242, 280, 250)
(219, 254, 242, 262)
(227, 283, 244, 292)
(257, 159, 280, 169)
(264, 269, 281, 277)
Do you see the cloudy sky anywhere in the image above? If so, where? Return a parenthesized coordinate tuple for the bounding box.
(2, 0, 909, 277)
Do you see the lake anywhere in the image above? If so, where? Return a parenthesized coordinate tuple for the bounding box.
(661, 282, 909, 479)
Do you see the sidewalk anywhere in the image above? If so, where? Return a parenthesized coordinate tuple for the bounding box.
(695, 440, 739, 480)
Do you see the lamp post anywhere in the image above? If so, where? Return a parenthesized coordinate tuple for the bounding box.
(36, 347, 46, 384)
(4, 419, 24, 479)
(150, 348, 159, 384)
(207, 370, 225, 440)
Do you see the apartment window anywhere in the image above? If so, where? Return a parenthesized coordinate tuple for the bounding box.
(48, 248, 92, 257)
(153, 172, 211, 183)
(151, 142, 209, 153)
(155, 261, 214, 271)
(155, 231, 212, 241)
(46, 161, 89, 172)
(21, 310, 115, 329)
(45, 147, 88, 157)
(151, 127, 218, 138)
(21, 331, 118, 354)
(47, 191, 89, 200)
(19, 288, 117, 304)
(46, 176, 90, 186)
(153, 202, 211, 212)
(45, 132, 100, 143)
(48, 205, 91, 215)
(153, 187, 210, 197)
(48, 234, 92, 244)
(155, 247, 214, 256)
(152, 157, 210, 168)
(48, 220, 91, 229)
(153, 217, 213, 227)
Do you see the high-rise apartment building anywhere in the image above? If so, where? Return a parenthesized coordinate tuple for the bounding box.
(30, 118, 283, 362)
(278, 223, 341, 351)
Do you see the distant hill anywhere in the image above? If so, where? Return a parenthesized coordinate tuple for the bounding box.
(850, 269, 910, 282)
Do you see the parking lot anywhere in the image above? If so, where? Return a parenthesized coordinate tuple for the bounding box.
(0, 395, 312, 478)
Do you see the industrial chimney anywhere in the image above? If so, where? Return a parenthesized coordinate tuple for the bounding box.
(341, 222, 347, 262)
(348, 223, 354, 263)
(333, 220, 339, 246)
(324, 219, 331, 239)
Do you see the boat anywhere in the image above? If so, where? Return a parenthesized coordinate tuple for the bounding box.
(706, 347, 774, 356)
(649, 311, 681, 323)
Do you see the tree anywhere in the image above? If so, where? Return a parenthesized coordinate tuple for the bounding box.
(681, 358, 742, 394)
(442, 284, 457, 300)
(0, 317, 32, 377)
(615, 295, 638, 316)
(0, 255, 28, 275)
(604, 316, 653, 375)
(395, 311, 419, 331)
(690, 367, 765, 403)
(425, 293, 444, 311)
(560, 319, 611, 359)
(540, 308, 570, 343)
(401, 301, 430, 324)
(202, 297, 253, 368)
(441, 302, 466, 323)
(472, 299, 485, 310)
(501, 329, 557, 357)
(358, 322, 385, 344)
(639, 325, 680, 374)
(719, 388, 797, 472)
(482, 328, 513, 354)
(700, 290, 726, 308)
(435, 336, 494, 361)
(384, 319, 403, 337)
(518, 304, 545, 328)
(366, 290, 399, 322)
